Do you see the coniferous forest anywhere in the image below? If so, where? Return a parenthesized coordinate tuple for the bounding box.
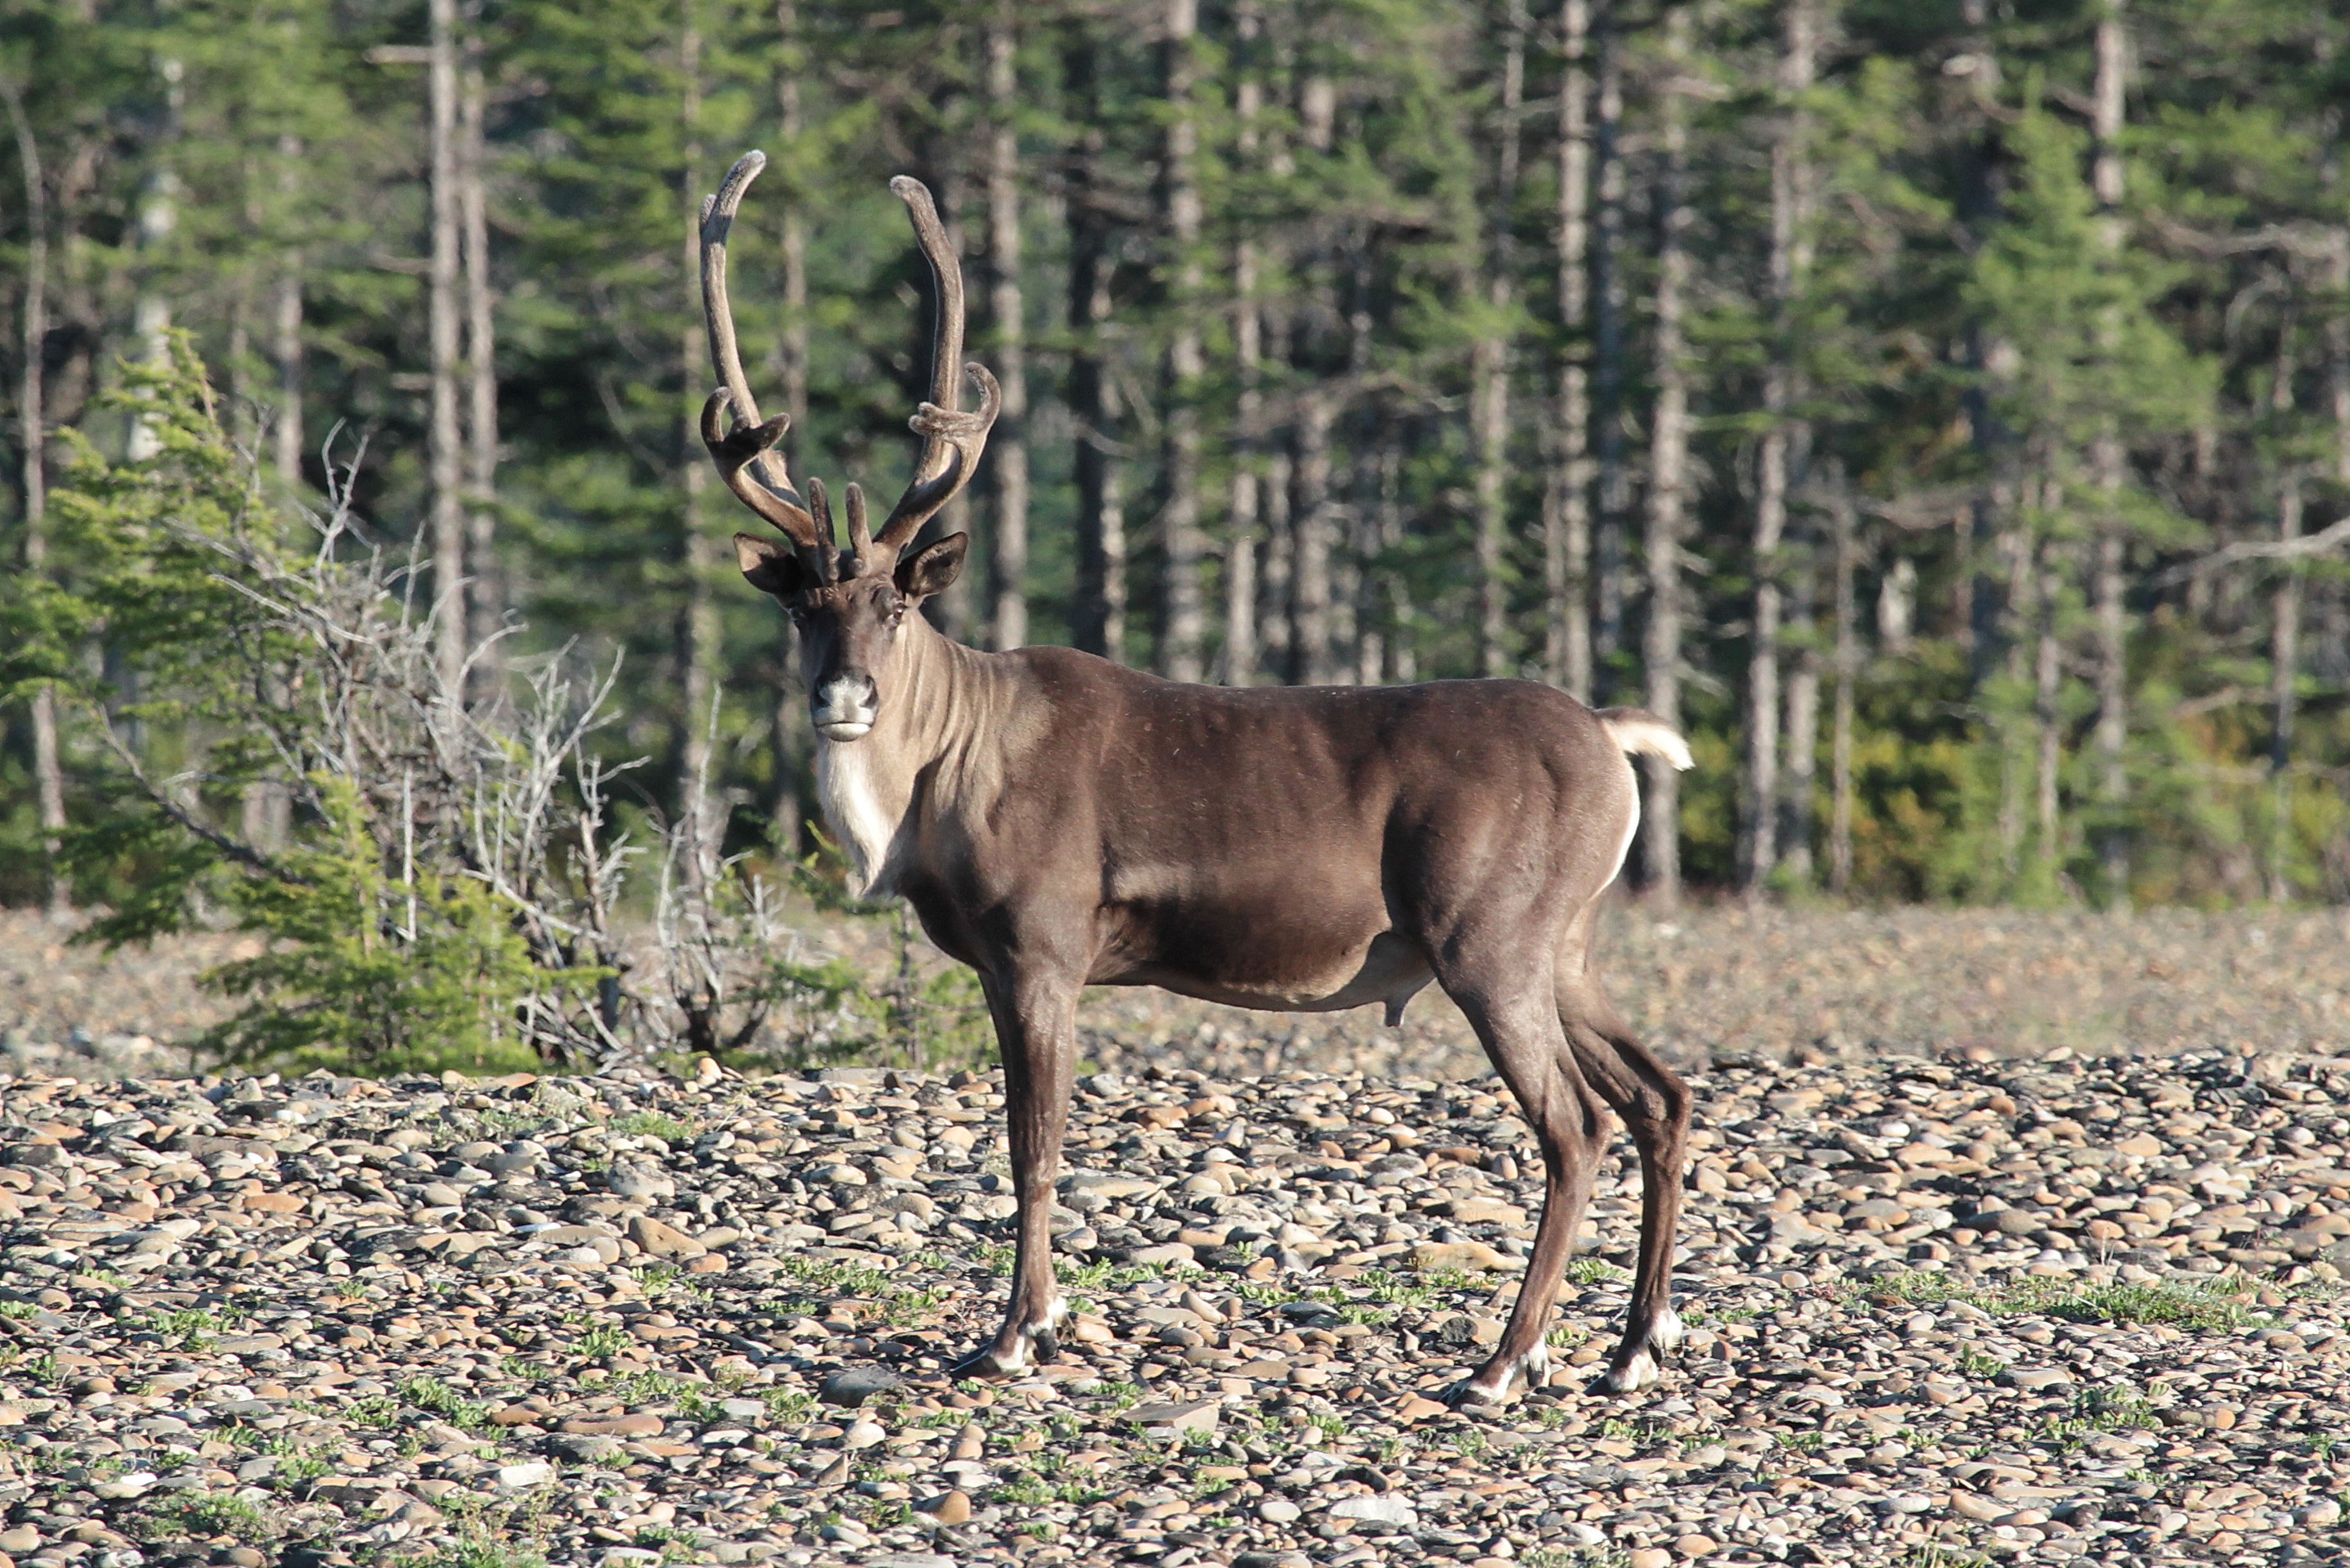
(4, 0, 2347, 918)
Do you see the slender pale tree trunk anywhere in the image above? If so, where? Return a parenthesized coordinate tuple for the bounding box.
(1546, 0, 1591, 699)
(1291, 396, 1336, 685)
(1639, 4, 1690, 905)
(1474, 0, 1527, 678)
(2033, 535, 2063, 882)
(428, 0, 466, 697)
(1589, 1, 1628, 687)
(1829, 478, 1858, 897)
(1782, 551, 1820, 887)
(6, 83, 67, 913)
(1288, 73, 1338, 685)
(460, 8, 502, 685)
(271, 134, 305, 492)
(767, 0, 811, 852)
(676, 10, 722, 870)
(2269, 470, 2302, 901)
(1222, 5, 1265, 686)
(1067, 32, 1125, 661)
(1744, 0, 1814, 892)
(984, 3, 1030, 653)
(1157, 0, 1205, 680)
(2088, 0, 2129, 901)
(127, 54, 181, 463)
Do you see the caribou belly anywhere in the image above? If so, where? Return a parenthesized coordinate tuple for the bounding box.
(1107, 931, 1433, 1016)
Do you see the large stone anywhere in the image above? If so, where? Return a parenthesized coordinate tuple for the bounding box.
(625, 1215, 706, 1259)
(1328, 1494, 1416, 1526)
(818, 1367, 901, 1407)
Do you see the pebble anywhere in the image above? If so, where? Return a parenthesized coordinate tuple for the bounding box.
(5, 1011, 2350, 1568)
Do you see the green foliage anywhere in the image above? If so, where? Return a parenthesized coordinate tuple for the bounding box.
(198, 777, 589, 1076)
(1860, 1270, 2252, 1331)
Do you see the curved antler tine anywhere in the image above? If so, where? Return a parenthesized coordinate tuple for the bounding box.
(874, 174, 998, 558)
(875, 361, 1004, 554)
(845, 483, 874, 572)
(701, 388, 821, 552)
(699, 150, 802, 509)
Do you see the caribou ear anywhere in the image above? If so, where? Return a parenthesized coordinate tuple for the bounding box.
(894, 531, 968, 601)
(735, 532, 806, 599)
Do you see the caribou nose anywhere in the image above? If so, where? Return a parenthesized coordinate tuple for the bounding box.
(813, 676, 878, 741)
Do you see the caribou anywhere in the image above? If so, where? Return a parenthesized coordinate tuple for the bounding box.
(695, 152, 1695, 1404)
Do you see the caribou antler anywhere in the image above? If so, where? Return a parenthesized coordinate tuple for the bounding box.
(873, 176, 1002, 560)
(698, 150, 835, 577)
(697, 161, 997, 581)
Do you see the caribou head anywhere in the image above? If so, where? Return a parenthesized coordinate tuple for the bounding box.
(699, 154, 1000, 743)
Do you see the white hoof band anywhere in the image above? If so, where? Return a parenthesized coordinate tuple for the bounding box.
(1649, 1307, 1686, 1351)
(1604, 1348, 1662, 1392)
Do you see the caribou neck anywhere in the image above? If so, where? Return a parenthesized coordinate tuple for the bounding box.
(817, 616, 1013, 897)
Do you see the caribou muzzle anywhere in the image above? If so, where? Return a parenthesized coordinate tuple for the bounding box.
(813, 675, 879, 741)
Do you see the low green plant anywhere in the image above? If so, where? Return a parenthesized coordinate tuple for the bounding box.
(612, 1112, 699, 1144)
(1857, 1270, 2252, 1331)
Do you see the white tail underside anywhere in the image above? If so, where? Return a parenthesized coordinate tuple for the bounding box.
(1600, 714, 1694, 772)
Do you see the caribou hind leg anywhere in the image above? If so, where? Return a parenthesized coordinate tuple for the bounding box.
(1559, 975, 1692, 1392)
(1439, 975, 1610, 1407)
(951, 971, 1080, 1379)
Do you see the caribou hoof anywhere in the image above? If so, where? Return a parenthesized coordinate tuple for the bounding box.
(950, 1318, 1064, 1380)
(948, 1344, 1021, 1380)
(1449, 1342, 1550, 1409)
(1600, 1346, 1665, 1393)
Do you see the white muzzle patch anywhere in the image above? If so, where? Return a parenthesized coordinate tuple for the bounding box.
(813, 678, 877, 742)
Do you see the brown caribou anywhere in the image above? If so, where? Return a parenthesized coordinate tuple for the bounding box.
(696, 152, 1694, 1404)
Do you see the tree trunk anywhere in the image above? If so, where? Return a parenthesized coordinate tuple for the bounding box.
(1291, 392, 1336, 684)
(768, 0, 811, 854)
(1744, 0, 1814, 893)
(676, 9, 721, 870)
(461, 7, 502, 691)
(1222, 5, 1265, 686)
(2269, 469, 2302, 901)
(271, 132, 305, 492)
(1958, 0, 2011, 689)
(1474, 0, 1527, 679)
(2033, 536, 2062, 883)
(2088, 0, 2129, 900)
(1067, 32, 1125, 662)
(127, 53, 180, 462)
(984, 2, 1030, 654)
(1782, 555, 1819, 887)
(1157, 0, 1206, 681)
(428, 0, 466, 699)
(1589, 0, 1628, 686)
(1545, 0, 1592, 700)
(1288, 72, 1338, 686)
(1829, 478, 1857, 897)
(1639, 3, 1690, 905)
(6, 82, 68, 913)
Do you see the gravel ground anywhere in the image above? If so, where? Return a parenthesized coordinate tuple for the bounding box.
(6, 1047, 2350, 1568)
(10, 904, 2345, 1085)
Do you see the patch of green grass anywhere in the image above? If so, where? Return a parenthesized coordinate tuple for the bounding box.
(147, 1307, 242, 1352)
(2034, 1386, 2164, 1450)
(1957, 1347, 2007, 1381)
(1564, 1258, 1632, 1286)
(571, 1324, 631, 1360)
(402, 1375, 491, 1429)
(408, 1534, 550, 1568)
(0, 1301, 36, 1319)
(1857, 1270, 2252, 1331)
(611, 1112, 699, 1145)
(994, 1473, 1107, 1506)
(1523, 1549, 1629, 1568)
(171, 1493, 275, 1542)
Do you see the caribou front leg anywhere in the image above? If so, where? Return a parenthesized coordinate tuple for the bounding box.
(952, 970, 1079, 1378)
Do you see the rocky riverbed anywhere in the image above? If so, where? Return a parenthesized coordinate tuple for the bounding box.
(5, 1047, 2350, 1568)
